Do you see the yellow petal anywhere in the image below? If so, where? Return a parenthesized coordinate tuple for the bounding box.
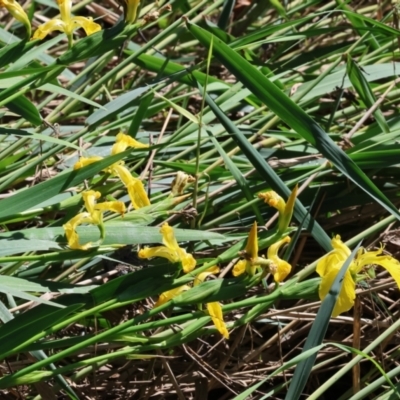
(138, 246, 179, 263)
(57, 0, 71, 22)
(258, 190, 285, 214)
(357, 248, 400, 289)
(207, 302, 229, 339)
(332, 235, 351, 257)
(178, 250, 197, 273)
(138, 223, 195, 271)
(124, 0, 140, 24)
(73, 156, 103, 170)
(110, 164, 133, 187)
(126, 179, 151, 209)
(319, 267, 356, 317)
(63, 212, 93, 250)
(154, 285, 190, 308)
(0, 0, 31, 36)
(279, 184, 298, 232)
(316, 235, 350, 277)
(245, 221, 258, 259)
(82, 190, 101, 215)
(111, 132, 148, 155)
(95, 201, 126, 216)
(194, 266, 220, 286)
(32, 19, 66, 40)
(70, 16, 102, 36)
(160, 223, 180, 251)
(267, 236, 291, 282)
(232, 259, 246, 277)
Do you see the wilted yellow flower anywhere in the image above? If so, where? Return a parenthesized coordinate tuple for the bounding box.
(171, 171, 195, 196)
(32, 0, 101, 46)
(111, 132, 148, 155)
(73, 156, 103, 170)
(267, 236, 291, 282)
(232, 222, 259, 276)
(63, 190, 125, 250)
(258, 185, 297, 233)
(0, 0, 31, 36)
(317, 235, 400, 317)
(138, 222, 196, 273)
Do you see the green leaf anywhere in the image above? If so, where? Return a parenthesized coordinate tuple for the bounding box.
(0, 304, 83, 362)
(87, 85, 156, 127)
(0, 223, 228, 249)
(346, 56, 389, 133)
(218, 0, 236, 30)
(6, 96, 41, 126)
(0, 127, 82, 152)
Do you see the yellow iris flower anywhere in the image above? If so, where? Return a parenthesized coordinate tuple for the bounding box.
(32, 0, 101, 47)
(110, 164, 150, 210)
(232, 222, 291, 282)
(206, 302, 229, 339)
(111, 132, 148, 155)
(138, 222, 196, 273)
(63, 190, 125, 250)
(317, 235, 400, 317)
(258, 185, 297, 233)
(63, 212, 93, 250)
(193, 266, 229, 339)
(267, 236, 292, 282)
(232, 221, 259, 276)
(73, 133, 151, 210)
(0, 0, 31, 36)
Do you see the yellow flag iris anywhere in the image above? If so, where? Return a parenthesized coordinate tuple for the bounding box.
(110, 164, 150, 210)
(267, 236, 292, 282)
(111, 132, 148, 155)
(0, 0, 31, 36)
(138, 222, 196, 273)
(193, 266, 229, 339)
(63, 190, 125, 250)
(32, 0, 101, 47)
(73, 133, 151, 210)
(317, 235, 400, 317)
(232, 222, 291, 282)
(258, 185, 297, 233)
(232, 221, 259, 276)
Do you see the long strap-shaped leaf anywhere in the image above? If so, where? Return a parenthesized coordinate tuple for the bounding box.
(198, 82, 332, 251)
(186, 21, 400, 222)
